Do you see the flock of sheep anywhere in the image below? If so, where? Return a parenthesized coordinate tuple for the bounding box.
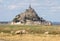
(11, 30, 49, 35)
(0, 29, 49, 35)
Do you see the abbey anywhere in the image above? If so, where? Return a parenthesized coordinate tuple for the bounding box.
(11, 5, 52, 25)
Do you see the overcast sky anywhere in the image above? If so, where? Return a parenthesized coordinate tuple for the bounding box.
(0, 0, 60, 22)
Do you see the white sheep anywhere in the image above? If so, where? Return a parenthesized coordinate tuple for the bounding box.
(44, 31, 49, 35)
(15, 30, 28, 34)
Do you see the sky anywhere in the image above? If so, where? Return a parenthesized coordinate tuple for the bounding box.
(0, 0, 60, 22)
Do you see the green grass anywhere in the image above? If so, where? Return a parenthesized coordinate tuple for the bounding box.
(0, 25, 60, 34)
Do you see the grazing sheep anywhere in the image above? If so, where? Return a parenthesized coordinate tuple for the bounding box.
(15, 30, 28, 35)
(44, 31, 49, 35)
(21, 30, 26, 34)
(0, 32, 4, 34)
(15, 30, 22, 34)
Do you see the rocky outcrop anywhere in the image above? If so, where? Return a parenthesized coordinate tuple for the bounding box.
(12, 5, 52, 25)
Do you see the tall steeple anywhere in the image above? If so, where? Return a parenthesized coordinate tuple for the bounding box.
(29, 4, 32, 9)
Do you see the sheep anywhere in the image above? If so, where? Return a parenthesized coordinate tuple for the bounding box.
(15, 30, 28, 35)
(44, 31, 49, 35)
(0, 32, 4, 34)
(15, 30, 22, 34)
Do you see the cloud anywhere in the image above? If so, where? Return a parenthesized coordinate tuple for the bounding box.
(8, 4, 26, 10)
(7, 0, 40, 10)
(8, 5, 17, 10)
(7, 2, 40, 10)
(51, 6, 60, 9)
(0, 0, 3, 3)
(39, 0, 60, 6)
(49, 6, 60, 12)
(7, 0, 60, 12)
(7, 3, 26, 10)
(25, 0, 37, 2)
(30, 0, 38, 3)
(0, 0, 3, 2)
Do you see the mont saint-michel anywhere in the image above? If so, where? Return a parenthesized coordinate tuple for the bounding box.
(11, 5, 51, 25)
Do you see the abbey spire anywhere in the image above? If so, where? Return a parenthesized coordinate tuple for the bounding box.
(29, 4, 32, 9)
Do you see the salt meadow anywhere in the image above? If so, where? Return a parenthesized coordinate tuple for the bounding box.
(0, 25, 60, 41)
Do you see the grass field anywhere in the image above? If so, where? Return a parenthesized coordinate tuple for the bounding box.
(0, 25, 60, 41)
(0, 25, 60, 34)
